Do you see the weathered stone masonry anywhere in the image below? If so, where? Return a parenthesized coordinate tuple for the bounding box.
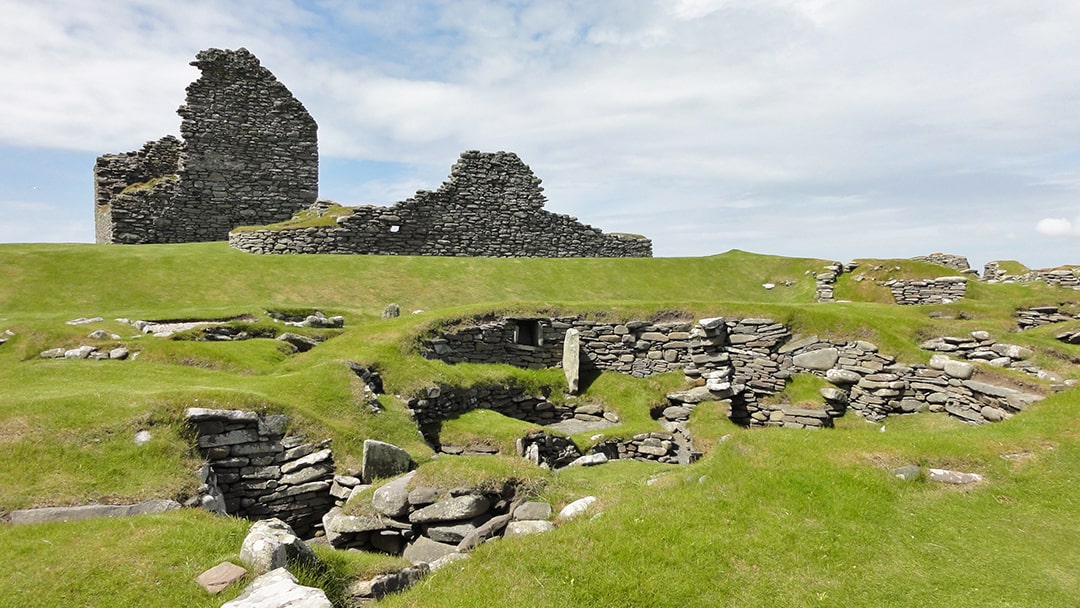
(95, 48, 318, 244)
(421, 314, 1044, 427)
(228, 151, 653, 258)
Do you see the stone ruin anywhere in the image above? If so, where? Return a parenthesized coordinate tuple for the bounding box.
(95, 48, 318, 245)
(229, 150, 652, 258)
(93, 47, 652, 258)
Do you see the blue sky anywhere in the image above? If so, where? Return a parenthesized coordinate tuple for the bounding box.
(2, 0, 1080, 269)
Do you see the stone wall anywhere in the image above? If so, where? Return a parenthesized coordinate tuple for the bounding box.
(984, 262, 1080, 288)
(95, 48, 317, 244)
(886, 276, 967, 304)
(186, 408, 335, 537)
(911, 253, 971, 271)
(421, 313, 1045, 426)
(228, 151, 652, 258)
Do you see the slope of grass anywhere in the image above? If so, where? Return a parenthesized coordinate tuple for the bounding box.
(1, 242, 1078, 608)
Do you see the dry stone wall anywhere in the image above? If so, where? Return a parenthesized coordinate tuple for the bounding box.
(229, 151, 652, 258)
(186, 408, 335, 537)
(421, 313, 1046, 426)
(886, 276, 968, 304)
(95, 48, 317, 244)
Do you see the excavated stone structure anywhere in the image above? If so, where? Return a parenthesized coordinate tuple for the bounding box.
(94, 48, 318, 244)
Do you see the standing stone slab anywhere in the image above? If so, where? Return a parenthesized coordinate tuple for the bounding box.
(563, 328, 581, 395)
(361, 440, 413, 483)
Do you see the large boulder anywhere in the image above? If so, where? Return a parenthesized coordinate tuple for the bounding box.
(402, 536, 460, 565)
(239, 519, 317, 576)
(371, 471, 416, 518)
(361, 440, 413, 483)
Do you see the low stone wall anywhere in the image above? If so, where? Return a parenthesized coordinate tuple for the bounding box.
(911, 253, 971, 271)
(186, 408, 335, 536)
(229, 151, 652, 258)
(886, 276, 967, 304)
(1017, 306, 1078, 329)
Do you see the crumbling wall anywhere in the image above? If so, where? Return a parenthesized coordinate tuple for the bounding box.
(228, 151, 653, 258)
(95, 48, 317, 244)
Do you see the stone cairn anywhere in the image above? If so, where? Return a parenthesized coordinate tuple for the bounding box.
(229, 150, 652, 258)
(186, 408, 335, 537)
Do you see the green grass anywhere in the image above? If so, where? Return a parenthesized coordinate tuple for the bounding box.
(1, 242, 1078, 607)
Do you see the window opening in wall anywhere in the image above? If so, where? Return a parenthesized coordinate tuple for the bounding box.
(513, 319, 542, 347)
(389, 225, 400, 233)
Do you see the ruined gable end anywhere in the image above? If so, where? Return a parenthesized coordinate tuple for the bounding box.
(94, 48, 318, 244)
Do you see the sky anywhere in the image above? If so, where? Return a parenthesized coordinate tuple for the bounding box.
(2, 0, 1080, 270)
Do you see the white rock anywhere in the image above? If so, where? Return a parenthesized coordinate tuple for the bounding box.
(557, 496, 597, 521)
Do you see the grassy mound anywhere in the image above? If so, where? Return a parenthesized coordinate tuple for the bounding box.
(0, 243, 1077, 607)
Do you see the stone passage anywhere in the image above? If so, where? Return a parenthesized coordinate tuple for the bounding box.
(186, 408, 335, 537)
(95, 48, 318, 244)
(228, 151, 652, 258)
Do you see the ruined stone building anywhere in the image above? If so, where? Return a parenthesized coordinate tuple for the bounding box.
(93, 48, 651, 257)
(94, 48, 318, 244)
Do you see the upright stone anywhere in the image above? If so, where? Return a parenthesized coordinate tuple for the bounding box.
(361, 440, 413, 483)
(563, 328, 581, 395)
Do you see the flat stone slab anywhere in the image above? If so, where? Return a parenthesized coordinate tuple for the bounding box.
(504, 520, 556, 537)
(195, 562, 248, 594)
(402, 536, 460, 565)
(222, 567, 331, 608)
(545, 418, 616, 436)
(8, 499, 181, 524)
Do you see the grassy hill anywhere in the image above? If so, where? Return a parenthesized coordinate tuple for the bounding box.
(0, 243, 1077, 607)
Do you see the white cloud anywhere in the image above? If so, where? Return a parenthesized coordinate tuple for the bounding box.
(1036, 217, 1080, 237)
(3, 0, 1080, 268)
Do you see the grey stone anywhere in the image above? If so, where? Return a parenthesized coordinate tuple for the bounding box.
(825, 368, 861, 384)
(409, 495, 491, 524)
(423, 516, 488, 543)
(372, 471, 415, 518)
(662, 405, 692, 421)
(927, 468, 984, 484)
(8, 498, 181, 524)
(566, 453, 609, 467)
(792, 347, 839, 371)
(280, 448, 332, 475)
(278, 332, 319, 352)
(40, 347, 65, 358)
(557, 496, 597, 520)
(667, 386, 716, 404)
(382, 303, 401, 319)
(239, 519, 317, 576)
(563, 327, 581, 395)
(109, 347, 130, 360)
(361, 439, 413, 483)
(980, 406, 1007, 422)
(512, 501, 553, 521)
(185, 408, 260, 423)
(505, 520, 557, 537)
(221, 568, 331, 608)
(943, 360, 974, 379)
(347, 565, 429, 601)
(402, 536, 460, 565)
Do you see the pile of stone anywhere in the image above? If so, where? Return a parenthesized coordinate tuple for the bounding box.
(186, 408, 336, 537)
(1056, 329, 1080, 345)
(886, 276, 967, 304)
(911, 253, 973, 272)
(40, 344, 129, 360)
(322, 470, 555, 563)
(918, 332, 1034, 369)
(814, 262, 845, 302)
(1037, 269, 1080, 289)
(1017, 306, 1078, 330)
(594, 432, 683, 464)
